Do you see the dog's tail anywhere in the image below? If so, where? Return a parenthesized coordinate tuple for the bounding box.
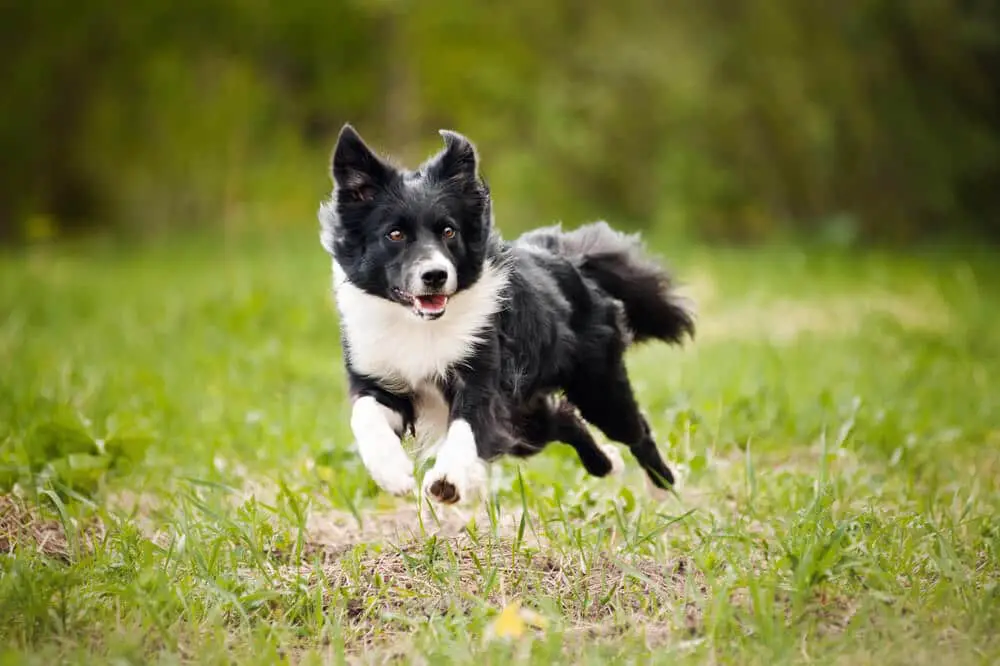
(525, 222, 695, 345)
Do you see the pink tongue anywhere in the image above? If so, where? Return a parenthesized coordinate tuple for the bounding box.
(417, 295, 447, 311)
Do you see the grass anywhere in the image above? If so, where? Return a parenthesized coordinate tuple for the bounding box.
(1, 229, 999, 665)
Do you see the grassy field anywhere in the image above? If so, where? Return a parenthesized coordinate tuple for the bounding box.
(1, 230, 998, 665)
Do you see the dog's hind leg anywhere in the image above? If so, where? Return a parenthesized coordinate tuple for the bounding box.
(510, 398, 623, 477)
(565, 362, 675, 489)
(550, 400, 623, 477)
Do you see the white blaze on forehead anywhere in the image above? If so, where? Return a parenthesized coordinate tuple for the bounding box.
(411, 249, 458, 294)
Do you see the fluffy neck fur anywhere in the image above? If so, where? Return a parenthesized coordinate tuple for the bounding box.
(332, 260, 509, 391)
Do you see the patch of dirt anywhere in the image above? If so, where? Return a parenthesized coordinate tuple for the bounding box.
(109, 464, 544, 549)
(110, 483, 537, 555)
(272, 533, 707, 650)
(0, 493, 104, 561)
(304, 503, 532, 553)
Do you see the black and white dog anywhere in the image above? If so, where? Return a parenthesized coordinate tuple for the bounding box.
(318, 125, 694, 504)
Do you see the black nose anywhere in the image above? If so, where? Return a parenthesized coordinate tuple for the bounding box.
(421, 268, 448, 289)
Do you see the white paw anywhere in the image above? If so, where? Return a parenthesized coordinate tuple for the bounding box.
(422, 420, 487, 505)
(599, 443, 625, 475)
(423, 457, 487, 504)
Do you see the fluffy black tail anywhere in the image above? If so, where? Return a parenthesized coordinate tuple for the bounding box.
(523, 222, 695, 344)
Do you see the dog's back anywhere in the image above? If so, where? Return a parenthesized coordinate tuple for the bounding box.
(515, 221, 695, 345)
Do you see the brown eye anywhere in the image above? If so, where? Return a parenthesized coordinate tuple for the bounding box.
(442, 226, 457, 240)
(387, 229, 406, 242)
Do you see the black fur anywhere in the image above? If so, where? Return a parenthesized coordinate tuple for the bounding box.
(320, 124, 694, 496)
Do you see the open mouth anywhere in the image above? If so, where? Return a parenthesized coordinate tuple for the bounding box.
(392, 288, 449, 319)
(413, 294, 448, 319)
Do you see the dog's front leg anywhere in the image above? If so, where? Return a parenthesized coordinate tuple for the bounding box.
(350, 391, 416, 496)
(422, 376, 515, 505)
(422, 418, 489, 505)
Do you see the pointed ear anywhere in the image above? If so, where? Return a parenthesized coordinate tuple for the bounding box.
(428, 129, 479, 183)
(331, 124, 392, 202)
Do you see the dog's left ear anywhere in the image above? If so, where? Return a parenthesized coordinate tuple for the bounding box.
(428, 130, 479, 183)
(331, 124, 393, 203)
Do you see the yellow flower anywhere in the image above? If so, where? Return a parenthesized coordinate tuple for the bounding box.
(488, 601, 550, 640)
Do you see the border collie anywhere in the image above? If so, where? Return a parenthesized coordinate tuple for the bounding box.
(318, 125, 694, 504)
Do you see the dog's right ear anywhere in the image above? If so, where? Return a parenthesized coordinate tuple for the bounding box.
(331, 124, 392, 203)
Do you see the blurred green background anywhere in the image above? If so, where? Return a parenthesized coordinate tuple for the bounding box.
(2, 0, 999, 246)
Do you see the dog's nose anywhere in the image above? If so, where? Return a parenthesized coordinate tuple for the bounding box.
(421, 268, 448, 289)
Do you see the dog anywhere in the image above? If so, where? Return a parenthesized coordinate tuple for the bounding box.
(318, 124, 695, 504)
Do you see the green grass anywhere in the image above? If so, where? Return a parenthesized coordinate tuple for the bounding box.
(1, 231, 999, 665)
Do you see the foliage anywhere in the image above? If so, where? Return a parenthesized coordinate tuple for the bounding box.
(2, 0, 999, 243)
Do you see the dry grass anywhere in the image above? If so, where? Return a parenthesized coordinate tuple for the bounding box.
(0, 494, 104, 562)
(304, 504, 528, 550)
(281, 535, 705, 651)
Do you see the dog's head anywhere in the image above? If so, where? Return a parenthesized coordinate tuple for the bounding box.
(319, 125, 494, 320)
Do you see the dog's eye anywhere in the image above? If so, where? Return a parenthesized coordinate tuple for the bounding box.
(386, 229, 406, 242)
(442, 226, 457, 240)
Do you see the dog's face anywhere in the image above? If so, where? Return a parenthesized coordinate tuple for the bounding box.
(320, 125, 493, 320)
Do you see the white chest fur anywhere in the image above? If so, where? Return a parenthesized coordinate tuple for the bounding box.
(331, 260, 508, 391)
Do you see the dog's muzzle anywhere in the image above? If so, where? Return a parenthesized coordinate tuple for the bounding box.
(406, 255, 457, 319)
